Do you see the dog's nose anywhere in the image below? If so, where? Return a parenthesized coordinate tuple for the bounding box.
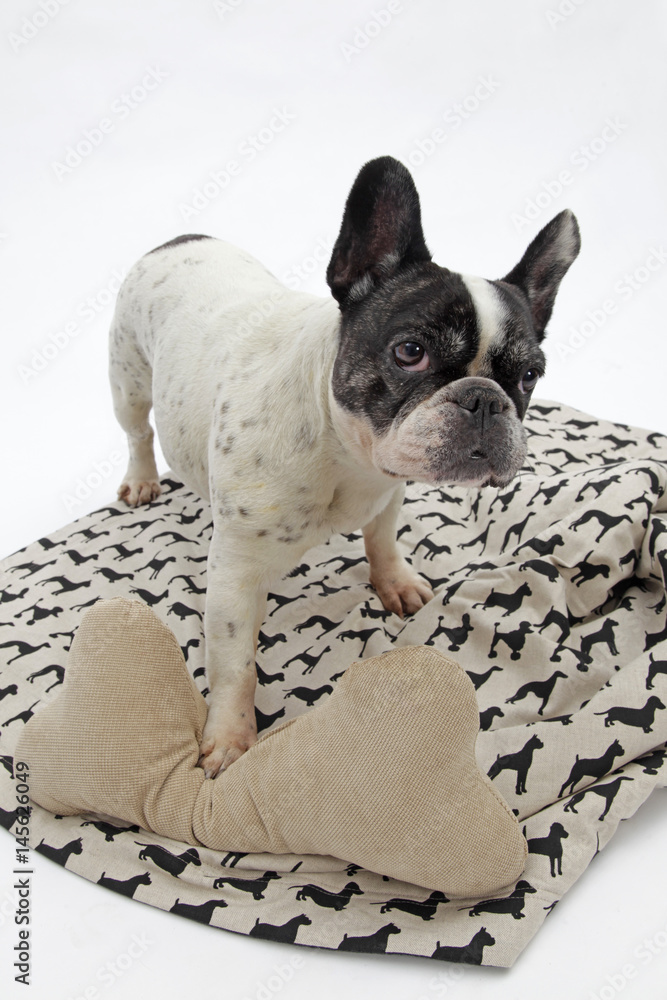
(453, 381, 509, 420)
(456, 394, 506, 416)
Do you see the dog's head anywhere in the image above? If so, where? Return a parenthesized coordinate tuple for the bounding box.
(327, 156, 580, 488)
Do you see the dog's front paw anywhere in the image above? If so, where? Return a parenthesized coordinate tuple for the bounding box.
(118, 479, 162, 506)
(371, 563, 434, 618)
(198, 714, 257, 779)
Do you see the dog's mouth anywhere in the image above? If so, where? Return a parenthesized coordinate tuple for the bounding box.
(437, 445, 526, 488)
(468, 450, 492, 484)
(380, 451, 515, 489)
(461, 450, 507, 488)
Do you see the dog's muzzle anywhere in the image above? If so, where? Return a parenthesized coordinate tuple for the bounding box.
(423, 377, 527, 487)
(450, 377, 511, 433)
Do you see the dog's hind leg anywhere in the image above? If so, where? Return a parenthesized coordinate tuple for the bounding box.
(109, 321, 162, 507)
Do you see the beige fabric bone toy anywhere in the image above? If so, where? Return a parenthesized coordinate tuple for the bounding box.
(15, 597, 526, 897)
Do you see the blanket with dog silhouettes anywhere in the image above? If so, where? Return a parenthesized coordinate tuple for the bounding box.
(1, 399, 666, 969)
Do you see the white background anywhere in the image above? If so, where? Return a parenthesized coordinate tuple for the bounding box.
(1, 0, 666, 997)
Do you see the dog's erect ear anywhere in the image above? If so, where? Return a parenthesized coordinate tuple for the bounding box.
(502, 210, 580, 341)
(326, 157, 432, 308)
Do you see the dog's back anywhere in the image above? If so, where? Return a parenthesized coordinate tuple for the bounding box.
(109, 235, 339, 502)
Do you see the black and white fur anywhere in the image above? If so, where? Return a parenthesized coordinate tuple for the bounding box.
(109, 156, 580, 776)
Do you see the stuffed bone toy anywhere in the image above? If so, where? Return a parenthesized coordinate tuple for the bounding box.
(15, 597, 525, 897)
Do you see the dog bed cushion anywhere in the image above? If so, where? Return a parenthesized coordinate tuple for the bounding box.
(1, 399, 666, 968)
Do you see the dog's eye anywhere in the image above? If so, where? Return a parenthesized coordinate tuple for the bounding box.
(519, 367, 541, 394)
(394, 342, 430, 371)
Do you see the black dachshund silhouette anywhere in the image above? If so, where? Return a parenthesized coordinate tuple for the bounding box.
(135, 842, 202, 877)
(463, 880, 536, 919)
(594, 697, 664, 733)
(212, 871, 279, 899)
(293, 881, 362, 910)
(372, 890, 448, 920)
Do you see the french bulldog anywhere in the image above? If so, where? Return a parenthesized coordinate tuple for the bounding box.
(109, 155, 580, 776)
